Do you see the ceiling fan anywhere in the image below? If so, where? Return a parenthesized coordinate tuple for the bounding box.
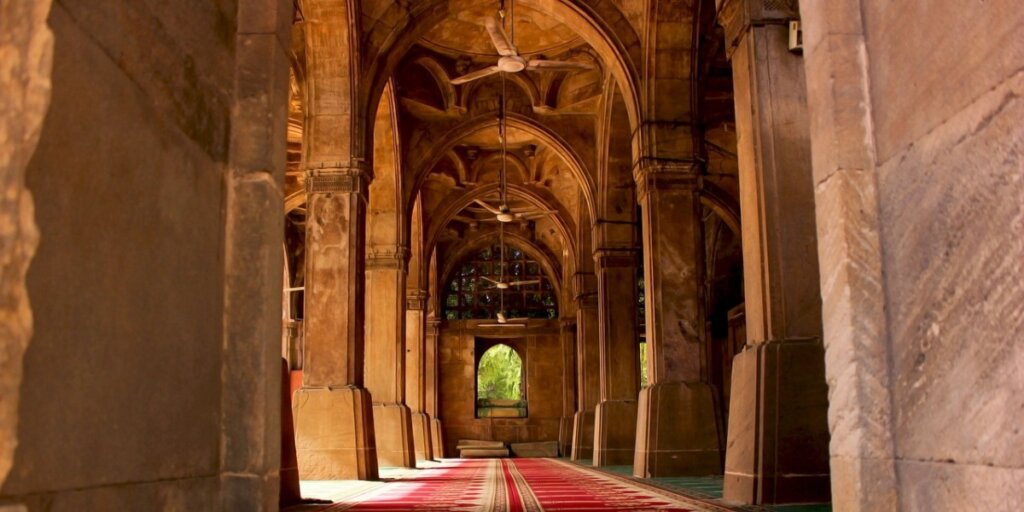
(471, 198, 555, 223)
(450, 0, 594, 86)
(482, 223, 532, 326)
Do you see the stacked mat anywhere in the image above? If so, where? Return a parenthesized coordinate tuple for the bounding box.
(456, 439, 509, 458)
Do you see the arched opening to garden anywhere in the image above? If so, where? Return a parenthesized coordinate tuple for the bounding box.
(475, 342, 526, 418)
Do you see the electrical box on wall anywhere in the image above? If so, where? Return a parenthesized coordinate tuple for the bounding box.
(789, 20, 803, 53)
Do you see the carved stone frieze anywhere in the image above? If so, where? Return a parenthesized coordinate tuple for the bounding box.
(304, 162, 371, 198)
(633, 160, 701, 202)
(406, 289, 429, 311)
(366, 245, 409, 270)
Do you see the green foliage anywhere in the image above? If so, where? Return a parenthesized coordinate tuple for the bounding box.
(640, 341, 649, 388)
(477, 344, 523, 400)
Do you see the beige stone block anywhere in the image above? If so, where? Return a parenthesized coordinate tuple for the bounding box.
(293, 387, 378, 480)
(411, 412, 433, 462)
(896, 459, 1024, 512)
(571, 409, 596, 461)
(431, 418, 446, 459)
(593, 400, 637, 466)
(723, 342, 830, 504)
(372, 403, 415, 468)
(510, 441, 559, 458)
(828, 456, 899, 512)
(862, 0, 1024, 162)
(634, 382, 723, 477)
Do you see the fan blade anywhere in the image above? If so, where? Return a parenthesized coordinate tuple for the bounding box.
(478, 323, 526, 327)
(481, 276, 501, 284)
(473, 199, 503, 215)
(508, 317, 530, 322)
(515, 210, 556, 219)
(526, 59, 594, 71)
(509, 280, 541, 286)
(484, 16, 519, 56)
(451, 65, 501, 85)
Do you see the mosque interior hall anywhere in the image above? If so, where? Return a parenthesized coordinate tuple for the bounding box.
(0, 0, 1021, 510)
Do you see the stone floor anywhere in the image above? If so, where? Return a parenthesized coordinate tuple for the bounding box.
(574, 460, 832, 512)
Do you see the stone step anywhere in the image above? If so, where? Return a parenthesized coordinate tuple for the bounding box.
(510, 441, 559, 458)
(456, 439, 506, 450)
(459, 447, 510, 458)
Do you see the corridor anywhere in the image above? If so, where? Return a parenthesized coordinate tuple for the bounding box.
(290, 458, 727, 511)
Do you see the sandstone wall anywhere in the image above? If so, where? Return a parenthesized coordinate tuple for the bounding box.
(0, 0, 290, 509)
(439, 323, 566, 456)
(803, 1, 1023, 510)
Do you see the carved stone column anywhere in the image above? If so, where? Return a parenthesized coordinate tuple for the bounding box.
(405, 289, 433, 462)
(558, 318, 578, 458)
(592, 248, 640, 466)
(364, 246, 415, 468)
(425, 318, 445, 458)
(633, 162, 724, 478)
(570, 272, 600, 461)
(717, 0, 830, 504)
(294, 165, 378, 480)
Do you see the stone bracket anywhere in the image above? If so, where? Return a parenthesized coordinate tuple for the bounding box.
(717, 0, 799, 57)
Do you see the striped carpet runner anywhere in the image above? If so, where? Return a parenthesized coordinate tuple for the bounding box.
(317, 458, 726, 511)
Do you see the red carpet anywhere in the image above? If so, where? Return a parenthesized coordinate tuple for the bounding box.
(318, 458, 724, 511)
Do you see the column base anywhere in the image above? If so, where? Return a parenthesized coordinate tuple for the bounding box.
(570, 409, 595, 461)
(634, 381, 724, 477)
(372, 403, 415, 468)
(431, 418, 446, 459)
(593, 400, 637, 466)
(411, 411, 433, 463)
(293, 386, 378, 480)
(723, 340, 831, 504)
(558, 415, 574, 457)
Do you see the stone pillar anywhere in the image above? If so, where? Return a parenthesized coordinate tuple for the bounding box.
(293, 166, 378, 481)
(425, 318, 445, 458)
(558, 318, 578, 458)
(633, 163, 724, 478)
(405, 289, 434, 463)
(571, 273, 600, 461)
(365, 246, 415, 469)
(718, 0, 830, 503)
(592, 248, 640, 466)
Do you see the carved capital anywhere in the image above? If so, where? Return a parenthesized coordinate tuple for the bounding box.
(304, 161, 371, 198)
(426, 318, 442, 336)
(633, 160, 701, 202)
(717, 0, 799, 55)
(406, 289, 429, 311)
(366, 245, 409, 270)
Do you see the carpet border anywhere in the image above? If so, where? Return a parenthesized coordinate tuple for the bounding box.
(548, 459, 739, 512)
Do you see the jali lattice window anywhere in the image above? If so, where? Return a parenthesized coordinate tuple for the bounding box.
(443, 244, 558, 320)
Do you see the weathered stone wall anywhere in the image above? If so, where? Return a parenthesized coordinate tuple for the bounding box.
(0, 0, 51, 492)
(803, 1, 1023, 510)
(0, 0, 290, 509)
(439, 323, 566, 456)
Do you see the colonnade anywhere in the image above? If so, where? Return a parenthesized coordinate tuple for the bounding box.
(289, 0, 830, 505)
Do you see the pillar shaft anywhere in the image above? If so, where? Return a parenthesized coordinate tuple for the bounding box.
(406, 289, 434, 462)
(593, 248, 639, 466)
(718, 0, 830, 503)
(364, 248, 414, 468)
(633, 163, 724, 477)
(571, 273, 600, 461)
(559, 319, 577, 458)
(426, 319, 445, 458)
(295, 166, 378, 480)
